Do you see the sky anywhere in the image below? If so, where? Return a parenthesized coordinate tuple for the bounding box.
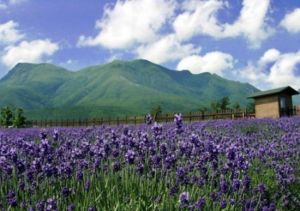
(0, 0, 300, 90)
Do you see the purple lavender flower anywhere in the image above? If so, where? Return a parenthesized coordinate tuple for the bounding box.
(220, 200, 227, 209)
(174, 113, 183, 134)
(61, 187, 72, 197)
(125, 150, 135, 164)
(145, 114, 153, 125)
(46, 198, 57, 210)
(67, 204, 76, 211)
(243, 175, 251, 191)
(179, 192, 190, 207)
(194, 197, 206, 210)
(232, 179, 241, 191)
(85, 180, 91, 190)
(220, 179, 229, 193)
(151, 122, 163, 139)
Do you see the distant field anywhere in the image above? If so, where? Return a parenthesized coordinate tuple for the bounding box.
(0, 116, 299, 210)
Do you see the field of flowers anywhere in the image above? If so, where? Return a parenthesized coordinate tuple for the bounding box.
(0, 115, 300, 210)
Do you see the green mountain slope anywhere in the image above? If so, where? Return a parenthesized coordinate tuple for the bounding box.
(0, 59, 259, 120)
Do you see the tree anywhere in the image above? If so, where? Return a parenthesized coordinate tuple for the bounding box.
(0, 106, 13, 127)
(199, 106, 208, 113)
(232, 102, 241, 110)
(12, 108, 26, 128)
(220, 96, 230, 110)
(151, 105, 162, 121)
(210, 100, 221, 112)
(247, 101, 255, 113)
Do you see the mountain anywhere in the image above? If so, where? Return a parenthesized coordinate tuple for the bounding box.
(0, 59, 259, 120)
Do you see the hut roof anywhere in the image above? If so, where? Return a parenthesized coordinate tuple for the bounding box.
(248, 86, 299, 99)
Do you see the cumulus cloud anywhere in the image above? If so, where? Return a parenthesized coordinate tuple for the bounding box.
(0, 20, 24, 45)
(173, 0, 273, 48)
(259, 48, 281, 66)
(136, 34, 200, 64)
(0, 3, 7, 9)
(0, 0, 27, 9)
(78, 0, 177, 49)
(280, 8, 300, 34)
(238, 49, 300, 89)
(1, 39, 59, 68)
(8, 0, 27, 4)
(176, 51, 235, 76)
(173, 0, 225, 41)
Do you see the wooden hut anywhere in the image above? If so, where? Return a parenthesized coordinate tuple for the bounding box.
(248, 86, 299, 118)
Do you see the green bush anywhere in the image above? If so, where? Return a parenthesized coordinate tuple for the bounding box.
(0, 106, 26, 128)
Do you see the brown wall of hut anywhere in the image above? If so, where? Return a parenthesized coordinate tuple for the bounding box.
(255, 95, 279, 118)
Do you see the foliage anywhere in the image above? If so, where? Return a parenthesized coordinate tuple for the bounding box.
(0, 106, 26, 128)
(150, 105, 162, 121)
(232, 102, 241, 110)
(12, 108, 26, 128)
(0, 106, 13, 127)
(210, 100, 221, 111)
(0, 116, 299, 210)
(219, 96, 230, 110)
(199, 106, 208, 113)
(210, 96, 231, 111)
(247, 101, 255, 113)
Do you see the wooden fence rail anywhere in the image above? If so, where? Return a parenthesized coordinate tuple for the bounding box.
(27, 106, 300, 128)
(28, 109, 258, 128)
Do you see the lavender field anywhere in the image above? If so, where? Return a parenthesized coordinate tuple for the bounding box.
(0, 115, 300, 210)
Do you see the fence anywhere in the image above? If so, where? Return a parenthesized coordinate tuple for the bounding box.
(28, 109, 256, 128)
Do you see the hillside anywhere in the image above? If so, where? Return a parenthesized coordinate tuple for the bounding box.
(0, 59, 259, 120)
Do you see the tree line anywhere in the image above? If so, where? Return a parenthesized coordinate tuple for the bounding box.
(150, 97, 255, 120)
(0, 106, 26, 128)
(199, 96, 255, 113)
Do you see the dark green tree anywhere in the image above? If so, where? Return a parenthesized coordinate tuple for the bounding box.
(199, 106, 208, 113)
(151, 105, 162, 121)
(0, 106, 13, 127)
(232, 102, 241, 110)
(220, 96, 230, 110)
(13, 108, 26, 128)
(247, 101, 255, 113)
(210, 100, 221, 112)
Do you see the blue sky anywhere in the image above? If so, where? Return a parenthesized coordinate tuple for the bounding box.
(0, 0, 300, 90)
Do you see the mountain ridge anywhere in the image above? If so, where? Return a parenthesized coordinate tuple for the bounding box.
(0, 59, 259, 120)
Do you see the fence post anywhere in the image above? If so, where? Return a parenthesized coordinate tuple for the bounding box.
(134, 116, 137, 125)
(232, 113, 235, 119)
(165, 114, 168, 123)
(189, 112, 192, 122)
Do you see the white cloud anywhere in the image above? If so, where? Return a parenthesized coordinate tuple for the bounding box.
(173, 0, 273, 48)
(1, 39, 59, 68)
(173, 0, 225, 41)
(78, 0, 177, 49)
(0, 20, 24, 45)
(280, 8, 300, 34)
(0, 0, 27, 8)
(0, 3, 7, 9)
(173, 0, 224, 41)
(136, 34, 200, 64)
(177, 51, 235, 76)
(267, 51, 300, 89)
(238, 49, 300, 89)
(8, 0, 27, 5)
(222, 0, 273, 48)
(259, 48, 280, 66)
